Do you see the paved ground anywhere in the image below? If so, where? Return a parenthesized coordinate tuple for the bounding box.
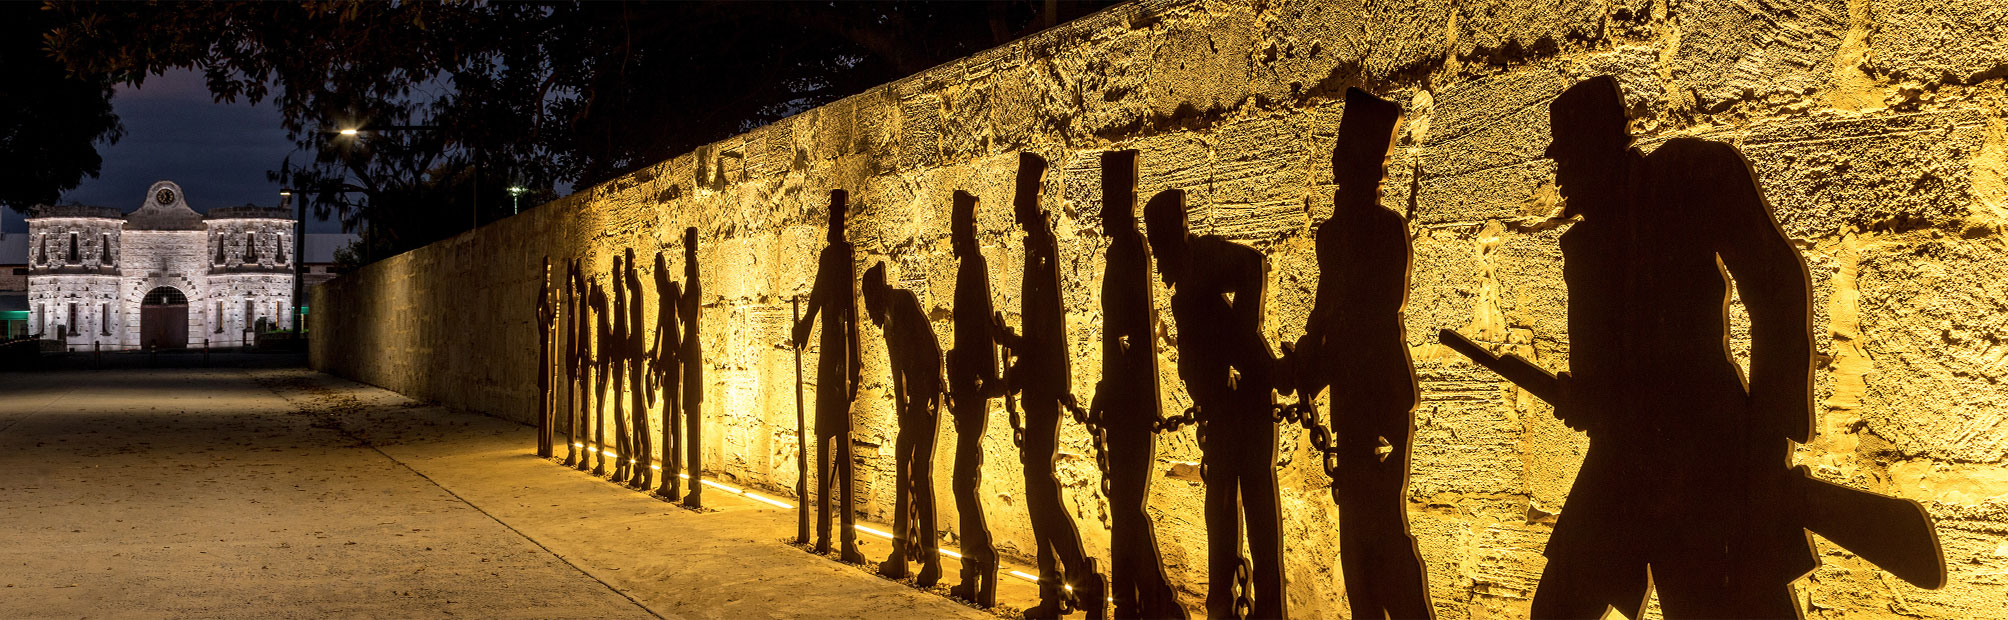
(0, 364, 1023, 619)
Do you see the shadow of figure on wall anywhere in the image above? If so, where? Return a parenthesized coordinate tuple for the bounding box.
(994, 152, 1107, 620)
(589, 274, 611, 476)
(567, 259, 586, 469)
(680, 228, 705, 508)
(945, 189, 1002, 607)
(1093, 149, 1188, 620)
(1284, 87, 1434, 619)
(1144, 188, 1287, 620)
(1441, 75, 1944, 618)
(651, 251, 684, 500)
(792, 189, 866, 564)
(610, 253, 633, 483)
(625, 248, 652, 490)
(537, 256, 556, 459)
(862, 261, 944, 587)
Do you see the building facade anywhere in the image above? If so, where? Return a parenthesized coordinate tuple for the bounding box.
(26, 180, 297, 349)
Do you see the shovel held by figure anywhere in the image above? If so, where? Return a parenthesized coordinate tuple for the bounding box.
(1437, 328, 1946, 590)
(793, 296, 811, 545)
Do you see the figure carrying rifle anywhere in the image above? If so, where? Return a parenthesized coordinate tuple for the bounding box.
(609, 254, 633, 483)
(993, 152, 1107, 620)
(792, 189, 866, 564)
(1441, 76, 1942, 618)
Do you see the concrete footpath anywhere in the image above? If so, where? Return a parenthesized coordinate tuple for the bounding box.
(0, 366, 1003, 619)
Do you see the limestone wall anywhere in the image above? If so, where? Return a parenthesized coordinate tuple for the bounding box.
(312, 0, 2008, 616)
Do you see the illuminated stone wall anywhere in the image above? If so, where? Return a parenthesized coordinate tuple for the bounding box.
(311, 0, 2008, 615)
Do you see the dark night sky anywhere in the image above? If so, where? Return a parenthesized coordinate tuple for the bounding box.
(3, 69, 348, 234)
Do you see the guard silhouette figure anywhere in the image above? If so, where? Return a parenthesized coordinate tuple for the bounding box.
(994, 152, 1107, 620)
(792, 189, 866, 564)
(679, 228, 705, 508)
(1442, 75, 1944, 618)
(945, 189, 1002, 607)
(649, 250, 683, 500)
(1093, 149, 1187, 620)
(1284, 87, 1434, 619)
(1145, 188, 1287, 620)
(862, 261, 945, 587)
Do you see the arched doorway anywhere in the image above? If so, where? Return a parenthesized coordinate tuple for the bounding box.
(140, 287, 189, 350)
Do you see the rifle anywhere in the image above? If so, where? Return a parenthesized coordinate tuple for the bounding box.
(1438, 328, 1943, 588)
(792, 296, 811, 545)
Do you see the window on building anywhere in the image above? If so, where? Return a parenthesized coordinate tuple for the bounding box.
(101, 303, 110, 336)
(36, 303, 44, 335)
(216, 236, 227, 264)
(68, 233, 79, 264)
(245, 300, 254, 333)
(215, 302, 225, 333)
(100, 233, 114, 266)
(275, 234, 288, 264)
(68, 303, 78, 335)
(244, 232, 259, 262)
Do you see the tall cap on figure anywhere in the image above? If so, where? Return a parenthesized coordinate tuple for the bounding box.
(1333, 87, 1403, 185)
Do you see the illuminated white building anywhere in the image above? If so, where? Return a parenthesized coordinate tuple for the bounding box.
(26, 180, 298, 349)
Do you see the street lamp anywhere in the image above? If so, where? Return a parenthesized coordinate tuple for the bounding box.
(508, 186, 526, 214)
(338, 128, 359, 136)
(281, 189, 306, 346)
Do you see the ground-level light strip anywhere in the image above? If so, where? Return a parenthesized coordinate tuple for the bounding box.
(571, 442, 1040, 585)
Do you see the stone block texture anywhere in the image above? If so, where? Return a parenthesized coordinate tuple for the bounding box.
(311, 0, 2008, 616)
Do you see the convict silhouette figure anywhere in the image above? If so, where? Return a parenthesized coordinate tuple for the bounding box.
(944, 189, 1001, 607)
(588, 276, 611, 476)
(566, 259, 587, 469)
(1092, 149, 1186, 620)
(1284, 87, 1433, 618)
(1442, 76, 1943, 618)
(536, 256, 556, 459)
(609, 254, 633, 483)
(994, 153, 1107, 620)
(792, 189, 866, 563)
(650, 251, 684, 500)
(1145, 188, 1287, 620)
(624, 248, 652, 490)
(679, 228, 705, 508)
(862, 261, 944, 586)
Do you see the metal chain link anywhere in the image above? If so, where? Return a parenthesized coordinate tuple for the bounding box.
(1274, 401, 1343, 479)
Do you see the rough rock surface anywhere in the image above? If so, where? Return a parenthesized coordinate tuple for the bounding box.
(313, 0, 2008, 615)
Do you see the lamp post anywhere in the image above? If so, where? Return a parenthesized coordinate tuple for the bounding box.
(281, 189, 306, 346)
(508, 186, 526, 214)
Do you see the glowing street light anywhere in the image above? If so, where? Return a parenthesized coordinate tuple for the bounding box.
(338, 128, 359, 136)
(508, 186, 527, 214)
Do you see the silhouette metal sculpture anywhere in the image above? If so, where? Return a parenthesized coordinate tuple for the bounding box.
(679, 228, 705, 508)
(1441, 76, 1943, 618)
(1145, 188, 1287, 620)
(862, 261, 944, 587)
(589, 275, 611, 476)
(566, 259, 587, 469)
(610, 254, 633, 483)
(944, 189, 1001, 607)
(1283, 87, 1434, 618)
(536, 256, 556, 459)
(1091, 150, 1186, 620)
(649, 250, 683, 500)
(994, 153, 1107, 620)
(793, 189, 866, 564)
(625, 248, 652, 490)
